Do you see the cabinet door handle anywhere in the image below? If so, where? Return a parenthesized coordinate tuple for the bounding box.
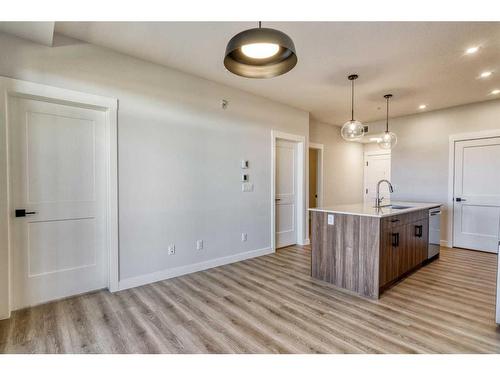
(414, 225, 423, 238)
(392, 232, 399, 247)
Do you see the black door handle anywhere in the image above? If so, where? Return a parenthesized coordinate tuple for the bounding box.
(455, 197, 467, 202)
(15, 209, 37, 217)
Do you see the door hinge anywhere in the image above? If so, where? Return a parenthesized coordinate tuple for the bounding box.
(365, 188, 368, 194)
(366, 161, 368, 166)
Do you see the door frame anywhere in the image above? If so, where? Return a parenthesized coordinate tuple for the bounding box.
(363, 149, 391, 204)
(447, 129, 500, 249)
(0, 76, 119, 319)
(308, 142, 324, 209)
(306, 142, 324, 245)
(270, 130, 306, 251)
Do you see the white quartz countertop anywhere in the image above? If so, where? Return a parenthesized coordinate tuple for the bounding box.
(308, 201, 442, 218)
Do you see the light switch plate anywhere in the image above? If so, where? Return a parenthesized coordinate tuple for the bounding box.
(327, 214, 334, 225)
(242, 182, 254, 192)
(196, 240, 203, 250)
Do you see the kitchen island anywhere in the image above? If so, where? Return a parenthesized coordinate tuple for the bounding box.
(309, 202, 441, 299)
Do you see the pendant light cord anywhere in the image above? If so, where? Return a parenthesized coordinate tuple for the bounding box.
(351, 79, 354, 121)
(259, 21, 262, 28)
(386, 96, 389, 132)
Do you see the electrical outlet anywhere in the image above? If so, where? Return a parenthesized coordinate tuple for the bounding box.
(196, 240, 203, 250)
(241, 233, 247, 242)
(168, 244, 175, 255)
(327, 214, 334, 225)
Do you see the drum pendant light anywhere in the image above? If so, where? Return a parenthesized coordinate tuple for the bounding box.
(224, 22, 298, 78)
(378, 94, 398, 150)
(341, 74, 365, 141)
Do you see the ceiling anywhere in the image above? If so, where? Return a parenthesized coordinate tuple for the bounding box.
(54, 22, 500, 125)
(0, 22, 54, 46)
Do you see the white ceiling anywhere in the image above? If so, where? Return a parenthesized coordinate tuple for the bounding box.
(55, 22, 500, 125)
(0, 22, 54, 46)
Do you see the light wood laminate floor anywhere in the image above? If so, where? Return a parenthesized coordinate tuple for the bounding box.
(1, 246, 499, 353)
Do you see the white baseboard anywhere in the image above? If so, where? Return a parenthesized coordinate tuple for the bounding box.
(118, 246, 274, 291)
(303, 238, 311, 246)
(440, 240, 451, 248)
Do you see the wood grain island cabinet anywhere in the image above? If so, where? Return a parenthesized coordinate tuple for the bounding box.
(309, 202, 440, 299)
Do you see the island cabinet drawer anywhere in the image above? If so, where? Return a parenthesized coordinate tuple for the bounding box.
(381, 210, 427, 227)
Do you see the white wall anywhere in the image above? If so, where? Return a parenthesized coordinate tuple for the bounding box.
(0, 31, 309, 306)
(309, 120, 364, 207)
(365, 99, 500, 245)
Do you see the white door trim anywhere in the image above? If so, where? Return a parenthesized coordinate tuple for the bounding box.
(447, 129, 500, 249)
(364, 149, 392, 158)
(0, 76, 119, 320)
(271, 130, 306, 251)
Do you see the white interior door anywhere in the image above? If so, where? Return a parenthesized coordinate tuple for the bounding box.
(276, 139, 298, 248)
(453, 137, 500, 253)
(364, 152, 391, 205)
(9, 95, 108, 309)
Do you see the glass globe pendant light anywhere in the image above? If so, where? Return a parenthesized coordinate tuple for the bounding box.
(378, 94, 398, 150)
(224, 22, 298, 79)
(341, 74, 365, 141)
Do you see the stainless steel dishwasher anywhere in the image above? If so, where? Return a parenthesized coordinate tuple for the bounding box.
(428, 207, 441, 260)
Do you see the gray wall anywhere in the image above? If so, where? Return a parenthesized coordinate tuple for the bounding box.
(309, 120, 364, 207)
(0, 32, 309, 292)
(365, 99, 500, 244)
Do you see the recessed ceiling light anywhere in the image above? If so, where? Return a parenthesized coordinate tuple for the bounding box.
(418, 104, 427, 110)
(480, 71, 493, 78)
(491, 89, 500, 95)
(465, 46, 479, 55)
